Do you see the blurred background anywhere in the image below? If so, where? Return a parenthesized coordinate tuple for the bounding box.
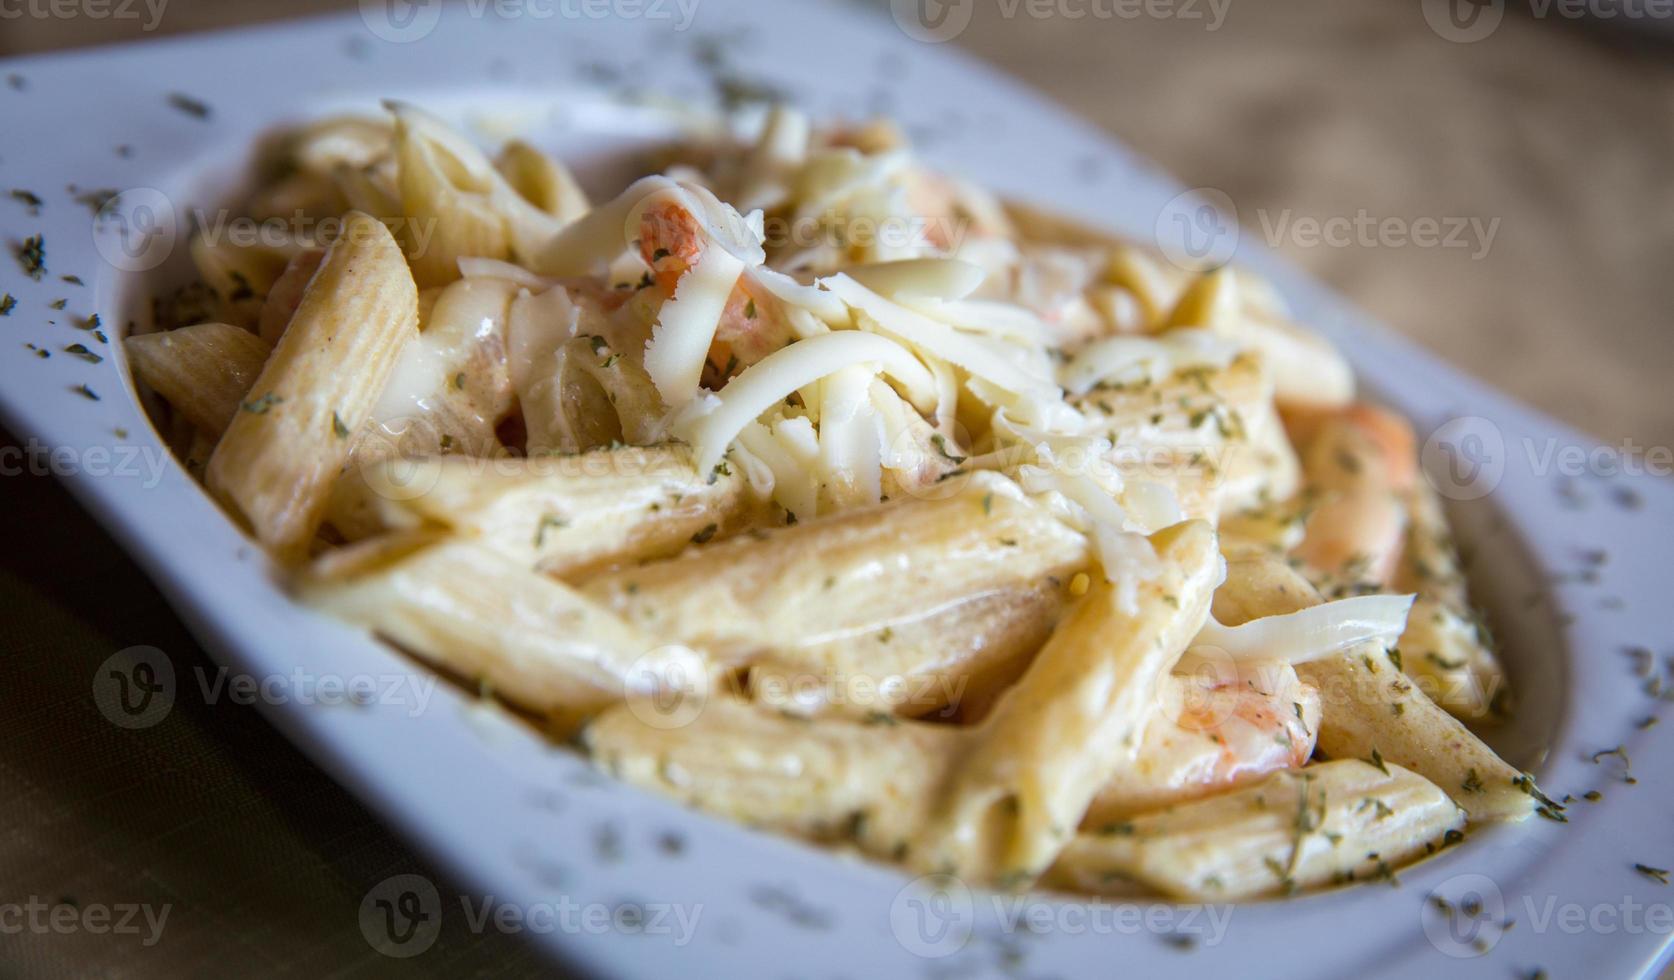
(2, 0, 1671, 975)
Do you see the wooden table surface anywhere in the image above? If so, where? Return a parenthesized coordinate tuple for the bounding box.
(1, 1, 1669, 976)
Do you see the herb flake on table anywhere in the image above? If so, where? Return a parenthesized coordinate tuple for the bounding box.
(76, 189, 120, 215)
(17, 235, 45, 280)
(167, 92, 212, 119)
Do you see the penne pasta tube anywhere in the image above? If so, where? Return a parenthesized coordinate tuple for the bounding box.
(287, 114, 395, 176)
(298, 533, 715, 730)
(1395, 477, 1472, 609)
(1301, 653, 1534, 821)
(244, 171, 348, 225)
(583, 473, 1090, 710)
(189, 234, 312, 328)
(1215, 386, 1302, 516)
(1156, 266, 1353, 411)
(136, 102, 1537, 903)
(1228, 312, 1355, 411)
(1072, 353, 1299, 515)
(585, 697, 958, 856)
(1216, 494, 1310, 560)
(497, 140, 590, 224)
(1046, 759, 1464, 900)
(396, 120, 508, 287)
(353, 444, 762, 578)
(1162, 266, 1239, 333)
(390, 103, 566, 285)
(1215, 555, 1536, 822)
(257, 248, 326, 346)
(909, 520, 1221, 884)
(748, 580, 1065, 719)
(124, 321, 271, 440)
(588, 662, 1324, 871)
(1397, 596, 1504, 721)
(206, 212, 420, 563)
(332, 161, 405, 234)
(1003, 205, 1351, 405)
(1070, 353, 1268, 454)
(1393, 478, 1506, 720)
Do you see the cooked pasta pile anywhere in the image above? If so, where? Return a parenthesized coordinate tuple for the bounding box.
(129, 101, 1548, 899)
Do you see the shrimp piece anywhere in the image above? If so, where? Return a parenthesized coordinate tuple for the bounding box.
(1083, 660, 1321, 825)
(1293, 403, 1417, 590)
(638, 201, 794, 383)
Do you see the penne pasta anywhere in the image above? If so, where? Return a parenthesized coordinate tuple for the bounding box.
(1046, 759, 1464, 900)
(910, 520, 1220, 883)
(586, 697, 957, 855)
(584, 474, 1090, 716)
(124, 321, 271, 440)
(1393, 478, 1507, 720)
(353, 443, 762, 578)
(390, 103, 566, 286)
(1215, 555, 1537, 822)
(189, 234, 313, 328)
(1070, 352, 1300, 515)
(131, 102, 1537, 902)
(257, 248, 326, 346)
(299, 533, 715, 732)
(206, 211, 420, 562)
(748, 580, 1065, 720)
(497, 139, 590, 224)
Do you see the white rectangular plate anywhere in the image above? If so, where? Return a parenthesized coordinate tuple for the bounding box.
(2, 3, 1671, 977)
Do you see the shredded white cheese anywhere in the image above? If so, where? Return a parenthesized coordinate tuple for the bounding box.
(643, 245, 746, 405)
(1061, 328, 1240, 397)
(1192, 593, 1417, 664)
(675, 330, 937, 474)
